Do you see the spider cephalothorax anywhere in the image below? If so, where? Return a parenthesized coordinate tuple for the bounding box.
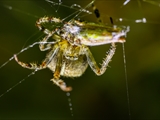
(14, 3, 129, 91)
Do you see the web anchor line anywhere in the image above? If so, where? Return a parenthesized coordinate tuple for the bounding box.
(0, 69, 38, 98)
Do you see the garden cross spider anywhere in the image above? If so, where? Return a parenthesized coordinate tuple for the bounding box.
(14, 1, 129, 91)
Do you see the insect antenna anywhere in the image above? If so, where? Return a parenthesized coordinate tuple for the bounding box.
(110, 12, 131, 118)
(122, 42, 131, 119)
(110, 9, 131, 120)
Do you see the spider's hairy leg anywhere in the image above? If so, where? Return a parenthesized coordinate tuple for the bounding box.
(50, 47, 72, 92)
(39, 30, 54, 51)
(14, 55, 46, 70)
(36, 16, 62, 51)
(85, 43, 116, 75)
(14, 44, 59, 70)
(36, 16, 62, 31)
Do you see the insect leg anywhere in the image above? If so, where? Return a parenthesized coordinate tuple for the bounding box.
(91, 2, 102, 23)
(85, 43, 116, 75)
(50, 49, 72, 92)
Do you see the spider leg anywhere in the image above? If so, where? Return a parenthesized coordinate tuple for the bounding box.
(36, 17, 62, 31)
(39, 30, 55, 51)
(50, 78, 72, 92)
(50, 48, 72, 92)
(39, 34, 62, 51)
(85, 43, 116, 75)
(36, 17, 62, 51)
(14, 44, 59, 70)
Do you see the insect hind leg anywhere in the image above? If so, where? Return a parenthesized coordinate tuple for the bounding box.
(91, 2, 102, 23)
(85, 43, 116, 76)
(91, 1, 117, 75)
(92, 1, 114, 25)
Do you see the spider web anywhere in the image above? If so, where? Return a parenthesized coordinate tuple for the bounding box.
(0, 0, 160, 119)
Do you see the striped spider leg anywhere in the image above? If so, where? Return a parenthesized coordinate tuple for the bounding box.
(14, 3, 129, 92)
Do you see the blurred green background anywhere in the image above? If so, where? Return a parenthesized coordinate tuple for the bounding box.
(0, 0, 160, 119)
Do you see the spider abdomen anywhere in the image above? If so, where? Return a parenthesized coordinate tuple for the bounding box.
(47, 55, 88, 77)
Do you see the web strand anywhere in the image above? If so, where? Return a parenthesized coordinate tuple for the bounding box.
(0, 41, 56, 69)
(1, 0, 160, 119)
(0, 69, 38, 98)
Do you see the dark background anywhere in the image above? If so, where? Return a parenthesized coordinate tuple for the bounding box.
(0, 0, 160, 119)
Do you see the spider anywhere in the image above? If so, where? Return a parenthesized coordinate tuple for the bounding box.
(13, 2, 129, 92)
